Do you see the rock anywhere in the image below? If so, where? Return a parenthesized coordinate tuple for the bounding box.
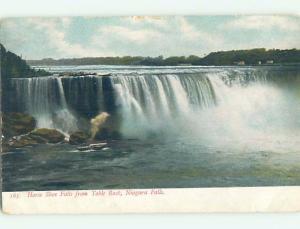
(69, 131, 90, 145)
(29, 128, 65, 143)
(97, 73, 111, 76)
(58, 71, 97, 77)
(94, 128, 122, 140)
(2, 128, 65, 151)
(90, 112, 110, 139)
(77, 146, 90, 151)
(94, 127, 110, 140)
(28, 133, 48, 143)
(2, 113, 36, 138)
(77, 143, 107, 151)
(89, 143, 107, 150)
(5, 128, 64, 150)
(8, 135, 39, 148)
(91, 112, 122, 140)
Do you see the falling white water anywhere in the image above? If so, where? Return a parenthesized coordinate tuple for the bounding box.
(11, 77, 78, 135)
(111, 70, 300, 152)
(186, 72, 300, 153)
(10, 66, 300, 152)
(166, 75, 190, 115)
(112, 74, 218, 138)
(154, 76, 170, 117)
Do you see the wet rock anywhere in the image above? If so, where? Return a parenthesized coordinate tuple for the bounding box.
(69, 131, 90, 145)
(4, 128, 64, 151)
(59, 71, 97, 77)
(91, 112, 122, 140)
(28, 133, 48, 143)
(94, 128, 122, 140)
(77, 142, 107, 151)
(2, 112, 36, 138)
(90, 112, 110, 139)
(90, 143, 107, 150)
(29, 128, 65, 143)
(8, 135, 39, 148)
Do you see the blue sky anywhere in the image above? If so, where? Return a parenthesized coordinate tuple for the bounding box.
(0, 15, 299, 59)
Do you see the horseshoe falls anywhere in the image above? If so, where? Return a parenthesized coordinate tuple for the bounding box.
(4, 65, 300, 191)
(10, 66, 300, 151)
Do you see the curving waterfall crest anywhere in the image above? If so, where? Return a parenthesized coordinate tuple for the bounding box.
(10, 66, 300, 141)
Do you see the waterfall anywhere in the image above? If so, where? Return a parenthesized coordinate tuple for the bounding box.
(10, 66, 300, 143)
(11, 77, 78, 135)
(111, 74, 217, 137)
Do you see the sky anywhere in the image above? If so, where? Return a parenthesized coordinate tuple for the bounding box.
(0, 15, 299, 59)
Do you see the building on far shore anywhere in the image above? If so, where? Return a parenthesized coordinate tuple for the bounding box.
(258, 61, 262, 65)
(233, 60, 245, 65)
(266, 60, 274, 64)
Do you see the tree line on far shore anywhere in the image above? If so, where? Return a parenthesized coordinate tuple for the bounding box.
(27, 48, 300, 66)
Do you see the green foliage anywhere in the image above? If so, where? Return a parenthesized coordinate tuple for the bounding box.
(0, 43, 49, 78)
(27, 48, 300, 66)
(1, 43, 50, 111)
(28, 55, 201, 66)
(199, 48, 300, 65)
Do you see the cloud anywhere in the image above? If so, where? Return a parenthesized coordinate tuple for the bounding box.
(89, 17, 225, 57)
(0, 19, 26, 44)
(178, 17, 223, 48)
(127, 16, 168, 29)
(223, 16, 300, 31)
(24, 18, 103, 57)
(179, 17, 202, 40)
(97, 25, 163, 44)
(1, 16, 299, 59)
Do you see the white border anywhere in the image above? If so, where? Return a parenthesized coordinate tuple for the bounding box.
(0, 0, 300, 17)
(1, 1, 300, 228)
(3, 187, 300, 214)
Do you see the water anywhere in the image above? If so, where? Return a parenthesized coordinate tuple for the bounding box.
(3, 65, 300, 191)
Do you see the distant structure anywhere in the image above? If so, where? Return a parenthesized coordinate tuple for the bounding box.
(233, 60, 245, 66)
(266, 60, 274, 64)
(258, 61, 262, 65)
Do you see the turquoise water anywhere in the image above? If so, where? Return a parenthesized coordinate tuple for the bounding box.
(2, 138, 300, 191)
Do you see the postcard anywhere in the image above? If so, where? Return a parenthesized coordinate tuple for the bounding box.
(1, 15, 300, 214)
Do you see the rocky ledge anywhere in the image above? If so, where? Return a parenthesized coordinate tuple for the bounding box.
(1, 112, 122, 152)
(69, 131, 90, 145)
(7, 128, 65, 149)
(2, 112, 36, 138)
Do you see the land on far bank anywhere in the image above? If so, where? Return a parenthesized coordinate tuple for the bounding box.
(27, 48, 300, 66)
